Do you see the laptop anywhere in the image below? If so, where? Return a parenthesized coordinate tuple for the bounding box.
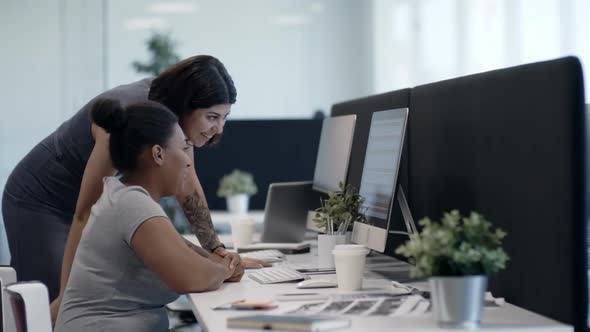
(260, 181, 322, 243)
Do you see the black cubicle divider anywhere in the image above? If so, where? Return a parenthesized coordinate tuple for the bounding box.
(330, 89, 413, 258)
(195, 119, 323, 210)
(408, 57, 587, 330)
(329, 56, 587, 330)
(331, 89, 411, 190)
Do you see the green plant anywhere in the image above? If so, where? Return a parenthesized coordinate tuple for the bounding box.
(395, 210, 509, 278)
(217, 169, 258, 197)
(312, 182, 366, 234)
(132, 31, 180, 76)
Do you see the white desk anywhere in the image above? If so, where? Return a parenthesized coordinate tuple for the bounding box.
(186, 241, 572, 332)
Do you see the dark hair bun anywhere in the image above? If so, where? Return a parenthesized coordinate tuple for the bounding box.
(91, 99, 128, 133)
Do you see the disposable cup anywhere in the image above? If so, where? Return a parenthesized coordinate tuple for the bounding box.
(231, 218, 255, 248)
(332, 244, 369, 291)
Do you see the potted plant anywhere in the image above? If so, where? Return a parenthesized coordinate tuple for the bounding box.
(312, 182, 366, 268)
(132, 31, 180, 76)
(396, 210, 509, 329)
(217, 169, 258, 214)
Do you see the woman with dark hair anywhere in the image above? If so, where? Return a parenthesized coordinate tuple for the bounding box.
(1, 55, 264, 322)
(54, 99, 236, 331)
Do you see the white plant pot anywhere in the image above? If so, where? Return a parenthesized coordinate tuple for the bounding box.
(345, 231, 352, 244)
(226, 194, 249, 214)
(317, 234, 346, 268)
(429, 275, 487, 329)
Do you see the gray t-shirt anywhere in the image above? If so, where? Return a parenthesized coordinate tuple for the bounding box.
(55, 177, 178, 332)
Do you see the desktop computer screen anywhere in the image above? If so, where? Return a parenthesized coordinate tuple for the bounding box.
(351, 108, 409, 252)
(312, 114, 356, 194)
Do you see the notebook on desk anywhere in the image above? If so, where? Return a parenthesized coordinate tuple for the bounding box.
(236, 242, 311, 254)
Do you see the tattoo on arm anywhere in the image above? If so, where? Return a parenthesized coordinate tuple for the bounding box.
(182, 190, 222, 251)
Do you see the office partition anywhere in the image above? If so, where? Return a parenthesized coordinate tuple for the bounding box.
(408, 56, 587, 330)
(196, 119, 323, 210)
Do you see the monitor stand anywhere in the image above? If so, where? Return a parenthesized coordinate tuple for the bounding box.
(389, 186, 417, 236)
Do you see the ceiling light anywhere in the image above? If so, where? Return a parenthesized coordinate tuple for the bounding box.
(271, 15, 310, 26)
(310, 2, 325, 14)
(147, 2, 198, 14)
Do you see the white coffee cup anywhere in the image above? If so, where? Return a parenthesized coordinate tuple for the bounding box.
(231, 218, 254, 248)
(332, 244, 370, 291)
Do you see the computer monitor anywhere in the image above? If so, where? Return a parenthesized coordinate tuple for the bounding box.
(312, 115, 356, 194)
(351, 108, 409, 252)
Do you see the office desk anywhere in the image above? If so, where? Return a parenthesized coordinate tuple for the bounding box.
(185, 241, 572, 332)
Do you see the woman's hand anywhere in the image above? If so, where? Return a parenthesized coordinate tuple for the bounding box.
(212, 247, 241, 269)
(211, 248, 245, 281)
(242, 257, 272, 269)
(50, 295, 62, 327)
(209, 252, 237, 280)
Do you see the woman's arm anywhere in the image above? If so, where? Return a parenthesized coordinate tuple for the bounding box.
(176, 148, 267, 271)
(183, 238, 210, 258)
(59, 125, 115, 291)
(175, 148, 228, 251)
(184, 238, 268, 270)
(132, 216, 234, 293)
(51, 125, 116, 322)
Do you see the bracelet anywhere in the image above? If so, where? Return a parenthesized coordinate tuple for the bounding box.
(210, 243, 226, 253)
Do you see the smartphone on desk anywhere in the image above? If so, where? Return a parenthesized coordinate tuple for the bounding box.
(295, 267, 335, 275)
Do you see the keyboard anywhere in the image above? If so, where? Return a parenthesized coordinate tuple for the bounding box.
(249, 267, 309, 284)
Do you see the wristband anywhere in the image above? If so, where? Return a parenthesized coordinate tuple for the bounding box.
(210, 243, 226, 253)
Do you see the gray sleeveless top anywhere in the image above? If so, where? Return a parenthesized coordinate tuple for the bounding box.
(54, 177, 177, 332)
(3, 78, 152, 222)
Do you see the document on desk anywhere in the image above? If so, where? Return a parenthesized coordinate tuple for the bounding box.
(282, 294, 430, 317)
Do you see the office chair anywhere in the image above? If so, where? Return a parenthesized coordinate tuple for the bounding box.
(1, 266, 17, 332)
(5, 282, 51, 332)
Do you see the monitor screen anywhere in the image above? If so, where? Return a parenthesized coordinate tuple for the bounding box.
(312, 115, 356, 194)
(352, 108, 408, 252)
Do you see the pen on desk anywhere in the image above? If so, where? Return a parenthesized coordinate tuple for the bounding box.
(212, 299, 245, 310)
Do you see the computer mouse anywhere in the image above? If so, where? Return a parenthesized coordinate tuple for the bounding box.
(296, 279, 338, 289)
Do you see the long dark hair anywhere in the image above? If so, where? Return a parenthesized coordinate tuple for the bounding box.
(148, 55, 236, 145)
(91, 99, 178, 172)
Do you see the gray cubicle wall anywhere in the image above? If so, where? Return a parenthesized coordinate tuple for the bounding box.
(195, 119, 323, 210)
(408, 57, 587, 330)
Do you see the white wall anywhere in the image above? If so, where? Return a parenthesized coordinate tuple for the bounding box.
(0, 1, 374, 262)
(107, 0, 374, 119)
(0, 0, 105, 264)
(373, 0, 590, 101)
